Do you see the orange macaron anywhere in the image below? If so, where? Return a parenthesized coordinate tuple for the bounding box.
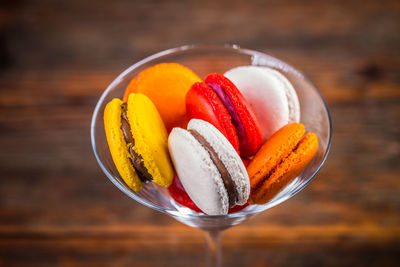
(247, 123, 319, 204)
(123, 63, 202, 132)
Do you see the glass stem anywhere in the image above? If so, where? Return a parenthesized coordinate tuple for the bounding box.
(205, 229, 222, 267)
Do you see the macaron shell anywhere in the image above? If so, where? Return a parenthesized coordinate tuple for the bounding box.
(123, 63, 202, 132)
(186, 82, 240, 153)
(127, 93, 174, 187)
(268, 68, 300, 123)
(104, 98, 143, 191)
(168, 174, 202, 212)
(168, 127, 229, 215)
(168, 174, 249, 213)
(225, 66, 300, 142)
(188, 119, 250, 205)
(250, 132, 319, 204)
(205, 73, 262, 157)
(247, 123, 305, 192)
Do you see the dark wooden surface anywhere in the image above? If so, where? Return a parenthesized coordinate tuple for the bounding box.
(0, 0, 399, 266)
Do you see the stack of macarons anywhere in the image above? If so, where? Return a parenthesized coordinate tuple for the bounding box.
(103, 62, 319, 215)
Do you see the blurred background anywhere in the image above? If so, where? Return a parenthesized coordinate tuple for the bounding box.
(0, 0, 399, 266)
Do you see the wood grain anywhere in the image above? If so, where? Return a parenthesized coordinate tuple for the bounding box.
(0, 0, 399, 266)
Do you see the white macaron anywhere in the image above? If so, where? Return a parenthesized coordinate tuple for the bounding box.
(225, 66, 300, 142)
(168, 119, 250, 215)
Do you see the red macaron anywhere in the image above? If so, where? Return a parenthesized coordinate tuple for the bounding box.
(186, 73, 262, 157)
(186, 82, 240, 154)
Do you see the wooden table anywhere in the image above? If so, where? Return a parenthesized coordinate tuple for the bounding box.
(0, 0, 399, 266)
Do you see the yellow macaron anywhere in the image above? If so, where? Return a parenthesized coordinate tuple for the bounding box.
(104, 93, 174, 191)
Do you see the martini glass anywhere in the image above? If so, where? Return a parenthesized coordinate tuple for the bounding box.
(91, 45, 332, 267)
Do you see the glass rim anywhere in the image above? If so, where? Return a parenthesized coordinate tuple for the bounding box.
(90, 44, 333, 220)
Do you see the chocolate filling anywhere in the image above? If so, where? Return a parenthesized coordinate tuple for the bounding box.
(121, 103, 153, 183)
(189, 129, 238, 208)
(207, 82, 247, 149)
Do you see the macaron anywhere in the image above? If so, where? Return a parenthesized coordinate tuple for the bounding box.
(225, 66, 300, 142)
(123, 63, 202, 132)
(247, 123, 318, 204)
(168, 119, 250, 215)
(186, 73, 262, 158)
(104, 93, 174, 191)
(186, 81, 240, 154)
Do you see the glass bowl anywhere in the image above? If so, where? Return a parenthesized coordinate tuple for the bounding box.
(91, 44, 332, 266)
